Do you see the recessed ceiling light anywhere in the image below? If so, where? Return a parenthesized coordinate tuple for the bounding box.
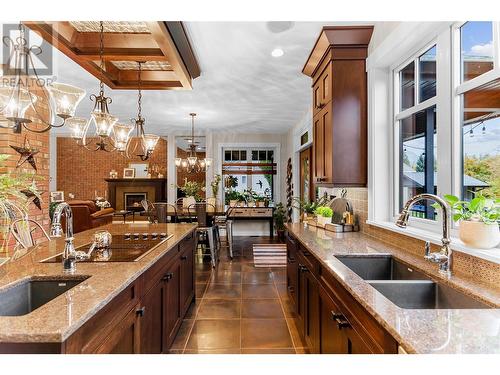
(271, 48, 284, 57)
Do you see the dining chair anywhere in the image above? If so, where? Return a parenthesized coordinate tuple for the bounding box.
(9, 218, 51, 258)
(141, 199, 158, 223)
(188, 202, 218, 267)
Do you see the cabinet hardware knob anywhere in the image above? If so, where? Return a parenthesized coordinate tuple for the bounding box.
(287, 257, 295, 264)
(331, 311, 350, 329)
(136, 306, 146, 317)
(287, 286, 295, 293)
(299, 264, 309, 273)
(162, 272, 173, 281)
(181, 255, 188, 260)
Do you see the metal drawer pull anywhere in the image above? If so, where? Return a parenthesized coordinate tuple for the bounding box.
(181, 255, 188, 260)
(299, 264, 309, 273)
(331, 311, 350, 329)
(136, 306, 146, 317)
(287, 286, 295, 293)
(162, 272, 173, 281)
(287, 257, 295, 264)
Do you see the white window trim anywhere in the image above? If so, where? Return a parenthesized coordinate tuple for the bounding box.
(368, 21, 500, 264)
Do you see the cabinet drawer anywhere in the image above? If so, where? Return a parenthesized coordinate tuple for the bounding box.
(298, 244, 320, 274)
(142, 249, 178, 294)
(229, 208, 252, 217)
(252, 208, 272, 217)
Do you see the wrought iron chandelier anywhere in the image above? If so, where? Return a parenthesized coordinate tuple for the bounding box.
(0, 24, 86, 133)
(175, 113, 212, 173)
(124, 61, 159, 161)
(69, 21, 122, 152)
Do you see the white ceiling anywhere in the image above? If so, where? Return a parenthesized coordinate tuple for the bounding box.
(51, 22, 366, 136)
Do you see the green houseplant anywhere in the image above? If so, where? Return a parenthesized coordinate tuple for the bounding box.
(273, 202, 286, 241)
(179, 180, 204, 206)
(293, 196, 328, 221)
(315, 206, 333, 227)
(439, 194, 500, 249)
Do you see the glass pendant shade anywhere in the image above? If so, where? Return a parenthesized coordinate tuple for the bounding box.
(47, 83, 86, 119)
(0, 86, 37, 122)
(187, 156, 198, 166)
(142, 134, 160, 152)
(113, 123, 134, 151)
(181, 159, 188, 168)
(199, 159, 206, 169)
(67, 117, 88, 140)
(175, 158, 182, 167)
(91, 110, 117, 137)
(205, 158, 213, 167)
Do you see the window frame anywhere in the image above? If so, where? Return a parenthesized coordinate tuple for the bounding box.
(392, 39, 440, 232)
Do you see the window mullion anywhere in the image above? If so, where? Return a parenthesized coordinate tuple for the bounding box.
(414, 57, 420, 104)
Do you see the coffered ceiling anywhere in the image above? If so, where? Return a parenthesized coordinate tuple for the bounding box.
(45, 22, 372, 135)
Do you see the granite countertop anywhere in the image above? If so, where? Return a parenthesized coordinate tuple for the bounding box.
(286, 223, 500, 354)
(0, 223, 196, 344)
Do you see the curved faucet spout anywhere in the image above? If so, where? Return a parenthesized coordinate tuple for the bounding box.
(50, 202, 76, 272)
(395, 193, 452, 276)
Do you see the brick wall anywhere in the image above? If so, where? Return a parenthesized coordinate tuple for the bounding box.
(176, 147, 206, 198)
(57, 137, 167, 200)
(0, 87, 50, 257)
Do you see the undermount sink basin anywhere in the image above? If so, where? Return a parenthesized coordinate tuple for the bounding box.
(335, 255, 429, 280)
(369, 280, 492, 309)
(0, 277, 88, 316)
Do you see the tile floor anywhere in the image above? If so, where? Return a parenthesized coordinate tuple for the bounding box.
(169, 236, 309, 354)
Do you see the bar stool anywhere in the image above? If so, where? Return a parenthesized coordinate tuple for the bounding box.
(188, 202, 218, 268)
(214, 207, 234, 259)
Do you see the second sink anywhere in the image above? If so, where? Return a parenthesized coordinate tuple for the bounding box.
(335, 255, 429, 280)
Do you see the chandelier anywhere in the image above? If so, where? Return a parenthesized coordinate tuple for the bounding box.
(69, 21, 123, 152)
(124, 61, 159, 161)
(0, 24, 86, 133)
(175, 113, 212, 173)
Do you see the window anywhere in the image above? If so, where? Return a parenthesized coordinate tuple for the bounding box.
(461, 78, 500, 200)
(395, 44, 437, 221)
(419, 46, 437, 102)
(460, 22, 494, 82)
(400, 106, 437, 219)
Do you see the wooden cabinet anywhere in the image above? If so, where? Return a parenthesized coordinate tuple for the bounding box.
(286, 231, 398, 354)
(298, 252, 320, 353)
(180, 233, 195, 315)
(304, 27, 373, 188)
(286, 233, 298, 308)
(164, 259, 182, 349)
(95, 304, 142, 354)
(140, 279, 164, 354)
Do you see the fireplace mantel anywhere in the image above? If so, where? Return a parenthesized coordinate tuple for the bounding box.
(106, 178, 167, 210)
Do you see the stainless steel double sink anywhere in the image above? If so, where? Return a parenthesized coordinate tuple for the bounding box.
(335, 255, 491, 309)
(0, 277, 89, 316)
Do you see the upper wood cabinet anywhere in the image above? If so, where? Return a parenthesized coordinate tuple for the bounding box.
(303, 26, 373, 188)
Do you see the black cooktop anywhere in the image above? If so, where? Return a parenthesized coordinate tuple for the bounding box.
(41, 233, 171, 263)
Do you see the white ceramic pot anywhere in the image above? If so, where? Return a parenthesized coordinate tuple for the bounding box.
(459, 220, 500, 249)
(229, 200, 238, 207)
(317, 215, 331, 227)
(206, 197, 216, 212)
(183, 196, 196, 209)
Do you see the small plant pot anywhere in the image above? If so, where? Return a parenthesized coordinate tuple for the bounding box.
(459, 220, 500, 249)
(206, 197, 216, 212)
(317, 215, 331, 227)
(277, 229, 286, 242)
(183, 196, 196, 209)
(257, 201, 265, 208)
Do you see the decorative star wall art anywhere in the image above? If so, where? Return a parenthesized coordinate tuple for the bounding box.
(9, 136, 39, 171)
(20, 189, 44, 211)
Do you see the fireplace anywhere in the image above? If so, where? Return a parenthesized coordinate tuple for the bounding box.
(105, 178, 167, 210)
(124, 193, 147, 210)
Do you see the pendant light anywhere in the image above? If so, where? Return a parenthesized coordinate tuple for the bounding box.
(175, 113, 212, 173)
(0, 24, 86, 133)
(125, 61, 159, 161)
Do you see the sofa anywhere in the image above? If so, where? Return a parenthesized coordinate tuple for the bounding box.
(64, 200, 114, 234)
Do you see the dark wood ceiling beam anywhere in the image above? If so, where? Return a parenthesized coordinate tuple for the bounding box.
(73, 33, 158, 50)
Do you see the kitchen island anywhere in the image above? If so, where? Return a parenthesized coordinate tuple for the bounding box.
(286, 223, 500, 354)
(0, 223, 197, 353)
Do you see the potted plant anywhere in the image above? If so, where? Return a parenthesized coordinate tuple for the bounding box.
(225, 190, 241, 207)
(255, 195, 266, 207)
(293, 196, 328, 221)
(208, 174, 222, 209)
(440, 194, 499, 249)
(0, 154, 42, 258)
(179, 180, 203, 207)
(273, 202, 286, 241)
(315, 206, 333, 227)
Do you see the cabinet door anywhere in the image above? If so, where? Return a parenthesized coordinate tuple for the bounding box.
(298, 258, 320, 353)
(313, 111, 324, 182)
(285, 233, 298, 308)
(163, 259, 182, 350)
(180, 242, 195, 315)
(319, 285, 346, 354)
(322, 103, 333, 184)
(140, 280, 164, 354)
(95, 305, 141, 354)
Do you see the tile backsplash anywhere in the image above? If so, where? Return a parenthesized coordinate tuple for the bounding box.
(318, 187, 500, 287)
